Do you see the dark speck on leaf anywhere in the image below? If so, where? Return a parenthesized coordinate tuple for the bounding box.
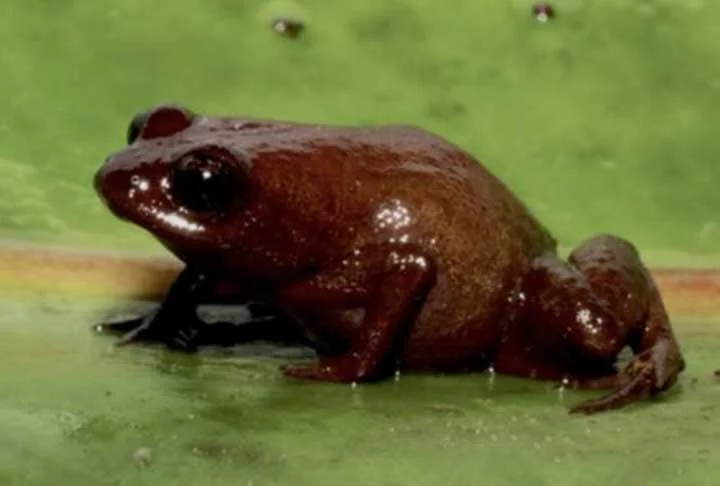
(532, 3, 556, 23)
(713, 369, 720, 381)
(272, 18, 305, 39)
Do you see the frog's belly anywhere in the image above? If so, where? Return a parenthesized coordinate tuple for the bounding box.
(398, 265, 514, 371)
(400, 318, 500, 371)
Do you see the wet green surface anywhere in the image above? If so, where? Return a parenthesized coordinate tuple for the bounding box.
(0, 297, 718, 485)
(1, 0, 719, 484)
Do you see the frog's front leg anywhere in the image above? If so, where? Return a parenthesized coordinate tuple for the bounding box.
(94, 267, 212, 351)
(95, 268, 300, 351)
(279, 247, 437, 382)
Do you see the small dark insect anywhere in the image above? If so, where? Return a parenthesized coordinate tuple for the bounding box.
(272, 18, 305, 39)
(714, 369, 720, 381)
(532, 3, 556, 23)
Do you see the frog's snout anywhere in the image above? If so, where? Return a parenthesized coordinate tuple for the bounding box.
(94, 159, 110, 206)
(94, 158, 133, 222)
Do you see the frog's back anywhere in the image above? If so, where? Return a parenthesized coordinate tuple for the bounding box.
(299, 122, 555, 258)
(247, 119, 555, 263)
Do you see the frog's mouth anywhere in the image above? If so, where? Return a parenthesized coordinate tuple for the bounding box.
(94, 165, 128, 222)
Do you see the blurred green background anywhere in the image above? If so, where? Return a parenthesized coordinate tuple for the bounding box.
(1, 1, 718, 485)
(0, 0, 718, 264)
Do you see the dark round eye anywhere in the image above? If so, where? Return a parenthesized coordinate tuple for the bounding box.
(127, 110, 149, 144)
(171, 154, 237, 213)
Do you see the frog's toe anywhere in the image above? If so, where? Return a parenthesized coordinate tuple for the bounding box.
(558, 375, 624, 391)
(119, 318, 202, 351)
(568, 344, 681, 415)
(281, 356, 374, 383)
(281, 362, 327, 380)
(568, 368, 653, 415)
(94, 309, 204, 352)
(93, 317, 145, 335)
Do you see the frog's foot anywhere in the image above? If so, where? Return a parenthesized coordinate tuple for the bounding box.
(281, 355, 379, 383)
(93, 266, 211, 352)
(97, 307, 306, 351)
(569, 338, 682, 414)
(95, 310, 203, 352)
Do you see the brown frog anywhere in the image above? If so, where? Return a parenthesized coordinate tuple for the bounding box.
(94, 104, 685, 414)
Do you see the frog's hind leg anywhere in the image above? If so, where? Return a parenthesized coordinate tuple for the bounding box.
(565, 235, 685, 414)
(496, 235, 684, 414)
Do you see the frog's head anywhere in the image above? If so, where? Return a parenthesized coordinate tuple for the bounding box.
(94, 104, 257, 259)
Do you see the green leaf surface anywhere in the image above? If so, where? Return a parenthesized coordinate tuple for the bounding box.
(0, 297, 718, 486)
(1, 1, 719, 484)
(0, 0, 718, 259)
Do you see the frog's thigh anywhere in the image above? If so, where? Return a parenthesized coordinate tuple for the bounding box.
(517, 253, 628, 364)
(494, 251, 633, 383)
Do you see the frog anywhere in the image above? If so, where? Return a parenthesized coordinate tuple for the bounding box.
(94, 104, 685, 414)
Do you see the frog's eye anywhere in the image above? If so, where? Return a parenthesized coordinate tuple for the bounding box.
(171, 149, 242, 213)
(127, 104, 195, 144)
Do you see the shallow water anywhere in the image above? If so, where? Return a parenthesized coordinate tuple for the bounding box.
(0, 296, 717, 486)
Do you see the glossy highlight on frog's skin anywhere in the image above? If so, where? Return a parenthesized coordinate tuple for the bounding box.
(94, 103, 686, 415)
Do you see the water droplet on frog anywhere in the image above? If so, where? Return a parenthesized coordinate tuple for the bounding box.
(557, 377, 570, 399)
(351, 381, 358, 389)
(532, 3, 556, 23)
(487, 366, 496, 391)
